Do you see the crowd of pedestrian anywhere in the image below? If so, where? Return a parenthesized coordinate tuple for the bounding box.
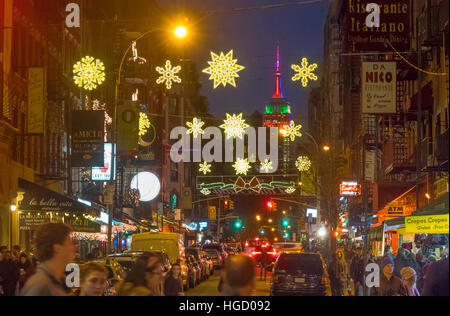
(326, 243, 449, 296)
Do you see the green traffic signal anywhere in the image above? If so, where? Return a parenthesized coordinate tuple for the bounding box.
(234, 221, 242, 229)
(282, 219, 289, 227)
(260, 230, 265, 235)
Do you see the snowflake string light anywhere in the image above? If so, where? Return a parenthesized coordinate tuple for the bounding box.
(73, 56, 106, 90)
(186, 118, 205, 138)
(260, 159, 274, 173)
(295, 156, 312, 172)
(282, 121, 303, 141)
(233, 158, 251, 175)
(156, 60, 182, 90)
(200, 188, 211, 196)
(199, 161, 212, 175)
(285, 187, 296, 194)
(202, 50, 245, 89)
(139, 113, 151, 136)
(291, 57, 318, 87)
(220, 113, 250, 139)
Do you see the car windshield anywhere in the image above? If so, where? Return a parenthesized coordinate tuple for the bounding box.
(115, 258, 135, 272)
(276, 254, 323, 274)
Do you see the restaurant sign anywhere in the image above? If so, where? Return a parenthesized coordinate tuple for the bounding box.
(346, 0, 411, 52)
(72, 110, 104, 167)
(405, 215, 449, 234)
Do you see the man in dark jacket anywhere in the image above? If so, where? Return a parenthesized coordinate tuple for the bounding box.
(350, 248, 364, 296)
(371, 256, 407, 296)
(422, 257, 449, 296)
(220, 255, 256, 296)
(0, 246, 19, 296)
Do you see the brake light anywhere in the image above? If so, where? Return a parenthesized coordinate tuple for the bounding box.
(267, 251, 278, 256)
(245, 242, 249, 247)
(251, 251, 262, 256)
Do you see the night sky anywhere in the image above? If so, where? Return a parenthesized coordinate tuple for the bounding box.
(157, 0, 328, 127)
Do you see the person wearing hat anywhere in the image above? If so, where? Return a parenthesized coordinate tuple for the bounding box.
(370, 256, 407, 296)
(400, 266, 420, 296)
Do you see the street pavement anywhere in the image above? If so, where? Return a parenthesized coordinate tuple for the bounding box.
(185, 268, 271, 296)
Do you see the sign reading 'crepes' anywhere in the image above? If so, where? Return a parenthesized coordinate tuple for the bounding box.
(405, 215, 449, 234)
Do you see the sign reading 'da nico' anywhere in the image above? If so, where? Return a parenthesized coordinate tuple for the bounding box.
(362, 62, 397, 114)
(346, 0, 410, 52)
(72, 111, 104, 167)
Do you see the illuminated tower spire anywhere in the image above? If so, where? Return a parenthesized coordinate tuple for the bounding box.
(272, 45, 285, 99)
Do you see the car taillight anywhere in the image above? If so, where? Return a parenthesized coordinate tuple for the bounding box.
(251, 251, 262, 256)
(267, 251, 278, 256)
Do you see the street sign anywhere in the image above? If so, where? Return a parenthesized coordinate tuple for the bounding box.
(208, 206, 217, 220)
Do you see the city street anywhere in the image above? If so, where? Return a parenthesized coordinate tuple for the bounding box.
(186, 269, 271, 297)
(0, 0, 448, 301)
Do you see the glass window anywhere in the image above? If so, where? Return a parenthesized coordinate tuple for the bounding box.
(275, 254, 323, 274)
(265, 105, 273, 114)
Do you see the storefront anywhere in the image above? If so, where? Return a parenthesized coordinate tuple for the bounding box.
(384, 192, 449, 257)
(17, 178, 102, 256)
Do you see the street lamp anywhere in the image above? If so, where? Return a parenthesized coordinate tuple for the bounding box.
(110, 25, 188, 254)
(10, 205, 17, 212)
(323, 145, 330, 152)
(174, 26, 188, 38)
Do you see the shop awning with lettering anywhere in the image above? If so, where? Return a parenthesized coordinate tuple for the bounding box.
(18, 178, 101, 217)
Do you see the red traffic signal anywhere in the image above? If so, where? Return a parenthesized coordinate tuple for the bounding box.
(224, 200, 229, 206)
(266, 201, 273, 209)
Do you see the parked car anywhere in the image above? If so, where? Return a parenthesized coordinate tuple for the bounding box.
(203, 248, 223, 269)
(200, 250, 214, 277)
(202, 244, 227, 268)
(186, 247, 208, 281)
(186, 254, 202, 288)
(271, 252, 331, 296)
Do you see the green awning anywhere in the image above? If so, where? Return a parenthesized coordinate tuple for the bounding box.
(370, 225, 384, 241)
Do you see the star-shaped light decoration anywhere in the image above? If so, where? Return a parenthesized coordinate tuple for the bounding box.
(291, 57, 318, 87)
(202, 50, 245, 89)
(156, 60, 181, 90)
(200, 188, 211, 196)
(285, 187, 296, 194)
(139, 112, 150, 136)
(186, 117, 205, 138)
(73, 56, 106, 90)
(260, 159, 274, 173)
(199, 161, 212, 175)
(220, 113, 250, 139)
(295, 156, 312, 172)
(282, 121, 303, 142)
(233, 158, 251, 175)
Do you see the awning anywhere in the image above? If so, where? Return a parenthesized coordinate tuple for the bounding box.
(18, 178, 100, 217)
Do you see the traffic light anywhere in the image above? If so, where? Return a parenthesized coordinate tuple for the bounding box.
(230, 200, 234, 209)
(282, 219, 290, 227)
(224, 200, 229, 210)
(233, 220, 242, 230)
(283, 232, 290, 238)
(260, 229, 266, 235)
(266, 200, 273, 209)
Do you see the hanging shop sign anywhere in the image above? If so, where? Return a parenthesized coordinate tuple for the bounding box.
(340, 181, 362, 196)
(72, 111, 104, 167)
(362, 62, 397, 114)
(346, 0, 411, 52)
(91, 143, 116, 181)
(117, 102, 139, 156)
(27, 68, 45, 134)
(405, 215, 449, 234)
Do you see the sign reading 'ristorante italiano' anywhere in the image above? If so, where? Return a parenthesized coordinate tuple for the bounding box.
(346, 0, 410, 52)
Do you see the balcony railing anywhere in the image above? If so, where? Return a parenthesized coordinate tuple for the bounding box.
(384, 135, 415, 175)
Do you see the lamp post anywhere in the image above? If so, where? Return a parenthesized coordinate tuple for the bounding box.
(110, 26, 188, 254)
